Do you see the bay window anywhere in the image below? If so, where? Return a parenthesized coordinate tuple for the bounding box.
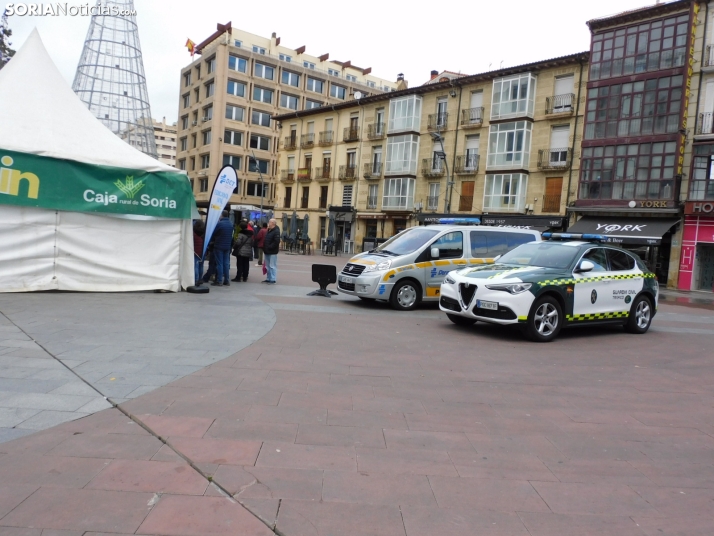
(385, 134, 419, 175)
(388, 95, 422, 133)
(483, 173, 528, 212)
(487, 121, 532, 169)
(383, 178, 415, 209)
(491, 73, 536, 120)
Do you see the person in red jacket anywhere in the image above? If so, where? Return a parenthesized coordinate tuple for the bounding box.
(254, 222, 267, 266)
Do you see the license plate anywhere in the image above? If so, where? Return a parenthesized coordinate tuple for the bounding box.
(476, 300, 498, 310)
(339, 276, 353, 284)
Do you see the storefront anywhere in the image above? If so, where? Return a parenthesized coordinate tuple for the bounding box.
(678, 202, 714, 292)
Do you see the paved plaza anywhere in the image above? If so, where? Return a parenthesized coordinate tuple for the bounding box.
(0, 253, 713, 535)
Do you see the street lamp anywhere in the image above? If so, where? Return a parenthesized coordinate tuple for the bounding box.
(430, 132, 454, 214)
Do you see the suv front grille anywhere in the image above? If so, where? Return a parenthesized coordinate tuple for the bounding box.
(459, 282, 477, 307)
(342, 263, 366, 276)
(338, 281, 355, 291)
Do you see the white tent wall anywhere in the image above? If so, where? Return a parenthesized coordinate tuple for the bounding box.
(0, 206, 194, 292)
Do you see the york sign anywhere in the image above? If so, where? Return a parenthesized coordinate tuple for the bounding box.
(596, 223, 647, 233)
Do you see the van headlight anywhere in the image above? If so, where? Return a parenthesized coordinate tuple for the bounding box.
(444, 275, 456, 285)
(485, 283, 532, 294)
(364, 260, 392, 272)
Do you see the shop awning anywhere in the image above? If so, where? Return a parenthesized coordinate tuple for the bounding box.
(567, 217, 679, 245)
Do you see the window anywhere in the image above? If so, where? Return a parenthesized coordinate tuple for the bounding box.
(582, 248, 609, 271)
(252, 110, 271, 127)
(470, 231, 536, 257)
(431, 231, 463, 259)
(285, 186, 292, 208)
(227, 80, 246, 97)
(202, 105, 213, 121)
(307, 77, 323, 93)
(589, 15, 690, 81)
(280, 93, 299, 110)
(552, 75, 574, 112)
(182, 93, 190, 108)
(248, 181, 268, 196)
(202, 129, 211, 145)
(483, 173, 528, 212)
(330, 84, 346, 100)
(200, 154, 210, 169)
(320, 186, 328, 209)
(301, 186, 309, 208)
(306, 100, 322, 110)
(279, 53, 292, 63)
(487, 121, 532, 169)
(385, 134, 419, 175)
(690, 144, 714, 200)
(249, 158, 269, 174)
(195, 64, 200, 79)
(224, 129, 243, 146)
(190, 157, 195, 171)
(178, 159, 186, 170)
(234, 40, 242, 48)
(328, 68, 340, 77)
(206, 57, 215, 74)
(304, 61, 315, 69)
(491, 73, 537, 120)
(253, 86, 273, 104)
(579, 141, 677, 200)
(183, 71, 191, 87)
(549, 125, 570, 165)
(282, 70, 300, 87)
(255, 62, 274, 80)
(252, 45, 266, 54)
(607, 249, 636, 271)
(583, 75, 683, 140)
(383, 178, 415, 209)
(428, 183, 440, 210)
(346, 74, 357, 82)
(228, 55, 247, 73)
(225, 104, 244, 121)
(388, 95, 423, 133)
(200, 178, 208, 192)
(181, 116, 189, 130)
(205, 81, 215, 98)
(191, 133, 197, 148)
(250, 134, 270, 151)
(465, 136, 480, 169)
(367, 81, 376, 88)
(223, 154, 242, 169)
(194, 87, 200, 102)
(367, 184, 378, 209)
(179, 137, 187, 151)
(342, 184, 353, 205)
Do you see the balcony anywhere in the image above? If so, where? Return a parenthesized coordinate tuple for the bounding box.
(697, 112, 714, 135)
(367, 123, 385, 139)
(458, 195, 473, 212)
(422, 158, 445, 177)
(366, 196, 378, 209)
(461, 107, 484, 128)
(301, 133, 315, 148)
(545, 94, 575, 115)
(315, 167, 332, 181)
(455, 154, 480, 174)
(343, 127, 360, 142)
(427, 196, 439, 210)
(300, 196, 309, 209)
(284, 136, 297, 150)
(427, 112, 448, 131)
(537, 148, 572, 170)
(363, 162, 383, 179)
(319, 130, 333, 146)
(319, 196, 328, 209)
(541, 194, 562, 213)
(339, 165, 357, 180)
(280, 169, 295, 183)
(297, 168, 312, 182)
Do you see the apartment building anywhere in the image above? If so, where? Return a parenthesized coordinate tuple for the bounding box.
(153, 117, 177, 167)
(273, 53, 588, 254)
(176, 22, 396, 214)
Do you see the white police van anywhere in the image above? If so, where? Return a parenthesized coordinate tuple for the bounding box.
(336, 220, 542, 311)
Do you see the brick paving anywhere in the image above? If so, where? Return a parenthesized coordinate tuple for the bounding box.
(0, 252, 712, 535)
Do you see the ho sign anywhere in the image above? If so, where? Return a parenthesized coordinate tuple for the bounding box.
(685, 201, 714, 215)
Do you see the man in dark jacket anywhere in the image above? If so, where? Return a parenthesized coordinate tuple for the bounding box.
(212, 211, 233, 286)
(231, 222, 254, 282)
(262, 218, 280, 284)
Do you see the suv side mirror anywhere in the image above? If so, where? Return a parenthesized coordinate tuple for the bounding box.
(430, 247, 440, 259)
(576, 260, 594, 273)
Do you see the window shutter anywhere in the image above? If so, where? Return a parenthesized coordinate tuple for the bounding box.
(550, 126, 570, 149)
(554, 75, 574, 96)
(470, 91, 483, 108)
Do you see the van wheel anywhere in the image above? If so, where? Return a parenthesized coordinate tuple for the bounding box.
(525, 296, 562, 342)
(447, 314, 477, 326)
(625, 295, 653, 334)
(390, 280, 421, 311)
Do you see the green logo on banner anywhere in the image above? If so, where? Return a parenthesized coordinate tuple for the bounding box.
(114, 176, 145, 199)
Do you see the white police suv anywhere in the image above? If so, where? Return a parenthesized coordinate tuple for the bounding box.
(439, 236, 659, 342)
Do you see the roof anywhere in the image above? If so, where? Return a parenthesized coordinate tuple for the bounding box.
(273, 51, 589, 122)
(587, 0, 692, 31)
(0, 30, 175, 173)
(195, 21, 232, 54)
(423, 70, 468, 85)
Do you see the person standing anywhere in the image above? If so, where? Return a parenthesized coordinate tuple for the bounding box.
(212, 211, 233, 286)
(232, 222, 254, 282)
(193, 220, 205, 285)
(254, 222, 267, 266)
(262, 218, 280, 284)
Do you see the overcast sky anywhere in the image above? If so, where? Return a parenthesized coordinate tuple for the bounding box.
(5, 0, 659, 122)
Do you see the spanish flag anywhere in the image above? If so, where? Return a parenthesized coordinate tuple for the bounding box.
(185, 38, 196, 56)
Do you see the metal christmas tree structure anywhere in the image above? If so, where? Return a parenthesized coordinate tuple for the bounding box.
(72, 0, 157, 158)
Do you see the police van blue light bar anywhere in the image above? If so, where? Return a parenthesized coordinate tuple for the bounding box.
(543, 232, 607, 241)
(436, 217, 481, 224)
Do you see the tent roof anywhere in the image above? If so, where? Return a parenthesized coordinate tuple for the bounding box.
(0, 29, 176, 173)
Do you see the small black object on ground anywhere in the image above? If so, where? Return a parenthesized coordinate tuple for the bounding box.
(308, 264, 338, 298)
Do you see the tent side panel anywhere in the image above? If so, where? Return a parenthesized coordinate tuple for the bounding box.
(179, 219, 195, 289)
(55, 212, 182, 292)
(0, 206, 57, 292)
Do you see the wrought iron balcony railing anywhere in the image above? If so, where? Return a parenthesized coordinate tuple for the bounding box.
(367, 123, 385, 139)
(339, 165, 357, 180)
(697, 112, 714, 135)
(280, 169, 295, 182)
(427, 112, 448, 131)
(300, 133, 314, 148)
(297, 168, 312, 181)
(363, 162, 383, 179)
(315, 167, 331, 181)
(366, 196, 378, 209)
(455, 154, 479, 174)
(319, 130, 333, 146)
(284, 136, 297, 150)
(541, 194, 562, 213)
(422, 158, 445, 177)
(461, 107, 484, 127)
(545, 93, 575, 115)
(343, 127, 360, 142)
(427, 196, 439, 210)
(537, 148, 572, 170)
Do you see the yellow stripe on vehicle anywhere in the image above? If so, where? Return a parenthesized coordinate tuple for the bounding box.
(566, 311, 629, 321)
(425, 287, 441, 297)
(382, 270, 397, 282)
(415, 262, 433, 269)
(435, 260, 451, 267)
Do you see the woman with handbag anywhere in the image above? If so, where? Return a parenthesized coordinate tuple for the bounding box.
(232, 222, 254, 282)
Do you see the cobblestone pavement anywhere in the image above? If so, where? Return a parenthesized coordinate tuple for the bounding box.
(0, 253, 712, 535)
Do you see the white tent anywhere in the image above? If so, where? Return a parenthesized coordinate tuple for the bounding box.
(0, 30, 195, 292)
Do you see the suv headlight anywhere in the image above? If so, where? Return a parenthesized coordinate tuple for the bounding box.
(485, 283, 532, 294)
(444, 275, 456, 285)
(364, 260, 392, 272)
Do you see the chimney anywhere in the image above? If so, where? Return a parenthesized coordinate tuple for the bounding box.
(430, 70, 438, 80)
(396, 73, 408, 91)
(397, 73, 404, 81)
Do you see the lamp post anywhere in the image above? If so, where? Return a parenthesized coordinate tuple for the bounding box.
(430, 132, 453, 214)
(249, 151, 264, 224)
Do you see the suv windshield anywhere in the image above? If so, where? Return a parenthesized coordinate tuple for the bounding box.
(498, 242, 580, 270)
(374, 228, 440, 256)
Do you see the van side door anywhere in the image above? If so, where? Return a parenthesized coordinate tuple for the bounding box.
(425, 231, 464, 298)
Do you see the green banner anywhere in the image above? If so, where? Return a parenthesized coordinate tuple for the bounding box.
(0, 148, 196, 219)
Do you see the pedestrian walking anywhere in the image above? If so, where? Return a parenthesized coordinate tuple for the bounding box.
(193, 220, 205, 285)
(232, 222, 254, 282)
(262, 218, 280, 284)
(212, 210, 233, 286)
(254, 222, 267, 266)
